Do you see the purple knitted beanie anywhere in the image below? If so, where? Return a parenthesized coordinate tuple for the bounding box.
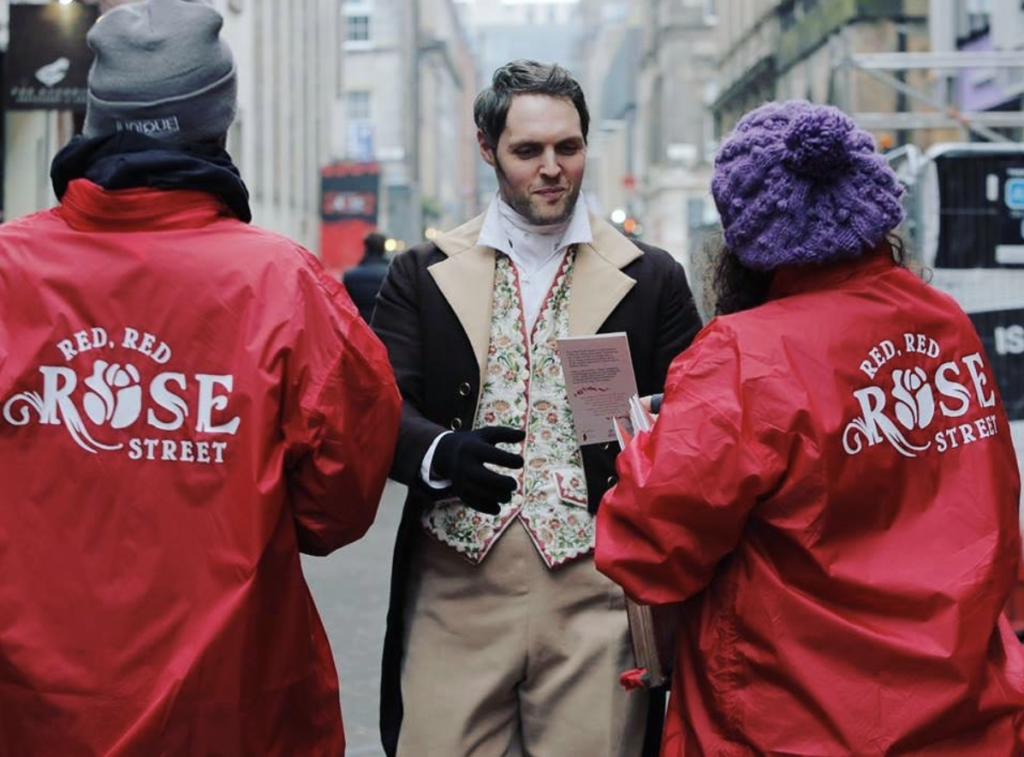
(711, 100, 905, 271)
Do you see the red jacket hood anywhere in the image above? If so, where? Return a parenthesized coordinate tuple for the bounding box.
(58, 178, 234, 232)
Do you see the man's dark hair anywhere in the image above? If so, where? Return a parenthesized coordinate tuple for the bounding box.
(363, 232, 387, 258)
(474, 60, 590, 149)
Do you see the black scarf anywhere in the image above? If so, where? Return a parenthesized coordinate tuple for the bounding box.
(51, 132, 252, 223)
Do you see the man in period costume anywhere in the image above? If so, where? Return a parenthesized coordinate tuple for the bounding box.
(372, 60, 702, 756)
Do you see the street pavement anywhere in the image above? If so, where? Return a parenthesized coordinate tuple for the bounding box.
(302, 479, 407, 757)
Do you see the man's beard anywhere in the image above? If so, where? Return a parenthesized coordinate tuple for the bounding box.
(495, 158, 581, 226)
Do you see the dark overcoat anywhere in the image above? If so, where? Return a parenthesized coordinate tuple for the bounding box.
(342, 256, 390, 323)
(371, 211, 703, 756)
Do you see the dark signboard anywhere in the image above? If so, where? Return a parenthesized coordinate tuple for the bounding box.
(1004, 169, 1024, 265)
(321, 162, 380, 273)
(969, 308, 1024, 422)
(6, 4, 99, 111)
(934, 151, 1024, 269)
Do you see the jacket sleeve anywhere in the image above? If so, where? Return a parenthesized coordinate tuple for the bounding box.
(371, 249, 452, 488)
(282, 254, 402, 556)
(648, 253, 703, 394)
(595, 322, 785, 604)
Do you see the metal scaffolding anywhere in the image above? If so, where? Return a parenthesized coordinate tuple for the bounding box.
(836, 50, 1024, 142)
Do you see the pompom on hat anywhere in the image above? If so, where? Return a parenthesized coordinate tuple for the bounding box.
(711, 100, 905, 271)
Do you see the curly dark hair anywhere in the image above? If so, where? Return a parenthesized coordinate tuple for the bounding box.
(709, 235, 912, 316)
(473, 60, 590, 149)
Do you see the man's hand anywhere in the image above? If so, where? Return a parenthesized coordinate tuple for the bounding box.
(432, 426, 526, 515)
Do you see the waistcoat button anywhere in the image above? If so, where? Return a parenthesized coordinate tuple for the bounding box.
(450, 417, 463, 431)
(458, 382, 472, 397)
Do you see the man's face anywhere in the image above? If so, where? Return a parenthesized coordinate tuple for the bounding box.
(478, 94, 586, 225)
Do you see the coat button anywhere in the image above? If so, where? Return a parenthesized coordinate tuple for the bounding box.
(450, 417, 463, 431)
(606, 475, 618, 487)
(458, 382, 472, 397)
(601, 442, 612, 451)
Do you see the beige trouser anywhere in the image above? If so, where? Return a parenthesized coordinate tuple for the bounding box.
(398, 521, 648, 757)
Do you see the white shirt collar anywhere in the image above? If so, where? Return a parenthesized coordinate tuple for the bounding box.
(477, 195, 514, 257)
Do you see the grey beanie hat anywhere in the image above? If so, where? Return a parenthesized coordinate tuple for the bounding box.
(84, 0, 236, 144)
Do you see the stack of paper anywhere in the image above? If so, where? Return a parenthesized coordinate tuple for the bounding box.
(614, 394, 678, 689)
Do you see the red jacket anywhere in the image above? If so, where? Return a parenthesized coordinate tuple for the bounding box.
(596, 253, 1024, 755)
(0, 180, 401, 755)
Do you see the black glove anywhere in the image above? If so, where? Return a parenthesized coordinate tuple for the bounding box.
(432, 426, 526, 515)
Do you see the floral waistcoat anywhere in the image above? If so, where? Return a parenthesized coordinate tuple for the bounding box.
(421, 250, 593, 569)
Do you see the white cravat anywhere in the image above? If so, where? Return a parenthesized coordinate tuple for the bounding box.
(419, 193, 594, 487)
(479, 193, 593, 329)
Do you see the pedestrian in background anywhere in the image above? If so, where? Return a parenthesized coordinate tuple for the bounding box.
(0, 0, 400, 753)
(596, 100, 1024, 754)
(372, 59, 702, 757)
(344, 230, 391, 322)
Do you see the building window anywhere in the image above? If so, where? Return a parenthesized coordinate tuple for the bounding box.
(346, 14, 370, 42)
(779, 1, 796, 32)
(347, 90, 371, 121)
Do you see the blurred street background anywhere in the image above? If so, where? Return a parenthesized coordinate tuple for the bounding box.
(303, 481, 406, 757)
(3, 1, 1024, 754)
(4, 1, 1022, 284)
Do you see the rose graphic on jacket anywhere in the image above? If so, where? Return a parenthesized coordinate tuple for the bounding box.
(83, 360, 142, 429)
(891, 366, 935, 430)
